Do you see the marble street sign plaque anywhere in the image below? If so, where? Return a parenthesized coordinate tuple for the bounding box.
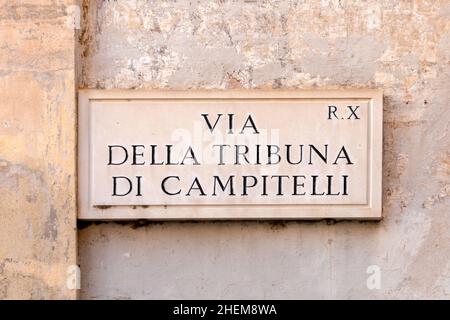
(78, 90, 382, 220)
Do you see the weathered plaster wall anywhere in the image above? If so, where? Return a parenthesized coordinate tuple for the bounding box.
(78, 0, 450, 299)
(0, 1, 77, 299)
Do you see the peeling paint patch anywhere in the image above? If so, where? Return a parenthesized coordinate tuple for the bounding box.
(423, 185, 450, 209)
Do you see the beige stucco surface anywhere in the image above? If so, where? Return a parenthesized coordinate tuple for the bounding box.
(0, 1, 77, 299)
(78, 0, 450, 299)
